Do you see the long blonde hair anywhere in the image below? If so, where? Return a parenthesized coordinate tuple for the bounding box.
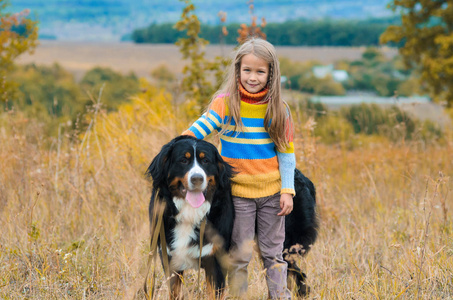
(207, 37, 293, 151)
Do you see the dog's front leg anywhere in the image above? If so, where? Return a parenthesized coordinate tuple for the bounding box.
(169, 271, 184, 300)
(203, 256, 227, 299)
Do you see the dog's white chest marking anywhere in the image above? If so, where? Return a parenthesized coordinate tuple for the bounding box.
(170, 198, 213, 271)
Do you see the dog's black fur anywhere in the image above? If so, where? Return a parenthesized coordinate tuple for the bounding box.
(284, 168, 318, 295)
(146, 135, 318, 298)
(146, 135, 235, 298)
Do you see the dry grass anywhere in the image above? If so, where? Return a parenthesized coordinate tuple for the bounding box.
(0, 92, 452, 299)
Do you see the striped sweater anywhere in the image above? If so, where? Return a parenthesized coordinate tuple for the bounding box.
(183, 88, 296, 198)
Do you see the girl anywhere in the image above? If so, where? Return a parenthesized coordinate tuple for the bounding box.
(183, 37, 295, 299)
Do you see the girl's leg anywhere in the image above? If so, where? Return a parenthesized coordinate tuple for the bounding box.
(256, 193, 291, 299)
(229, 196, 257, 297)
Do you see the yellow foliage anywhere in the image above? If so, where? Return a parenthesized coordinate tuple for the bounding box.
(79, 79, 199, 172)
(381, 0, 453, 107)
(315, 115, 354, 145)
(0, 5, 38, 102)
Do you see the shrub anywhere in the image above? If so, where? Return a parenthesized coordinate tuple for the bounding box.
(315, 115, 354, 145)
(339, 103, 443, 142)
(341, 103, 387, 135)
(299, 75, 346, 96)
(80, 67, 140, 111)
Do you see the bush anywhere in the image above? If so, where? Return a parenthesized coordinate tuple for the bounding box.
(339, 103, 438, 142)
(342, 103, 385, 135)
(292, 98, 328, 122)
(315, 115, 354, 145)
(80, 67, 140, 111)
(418, 119, 444, 142)
(10, 63, 84, 135)
(299, 75, 346, 96)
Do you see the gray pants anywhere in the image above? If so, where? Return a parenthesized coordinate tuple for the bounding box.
(229, 193, 291, 299)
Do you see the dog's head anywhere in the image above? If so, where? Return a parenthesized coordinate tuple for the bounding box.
(146, 135, 233, 207)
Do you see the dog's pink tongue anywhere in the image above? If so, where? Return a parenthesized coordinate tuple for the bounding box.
(186, 191, 205, 208)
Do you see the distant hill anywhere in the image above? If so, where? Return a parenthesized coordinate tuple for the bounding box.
(9, 0, 394, 41)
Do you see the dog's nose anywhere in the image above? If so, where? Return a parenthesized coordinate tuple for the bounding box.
(190, 173, 204, 186)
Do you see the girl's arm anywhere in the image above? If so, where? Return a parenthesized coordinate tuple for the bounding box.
(276, 147, 296, 216)
(277, 150, 296, 196)
(277, 107, 296, 197)
(182, 97, 226, 138)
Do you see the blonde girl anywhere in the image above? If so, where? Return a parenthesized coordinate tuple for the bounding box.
(183, 37, 295, 299)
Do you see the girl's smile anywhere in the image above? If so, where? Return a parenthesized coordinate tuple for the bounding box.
(240, 53, 269, 94)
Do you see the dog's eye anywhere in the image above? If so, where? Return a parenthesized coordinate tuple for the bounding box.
(201, 158, 209, 164)
(180, 158, 189, 164)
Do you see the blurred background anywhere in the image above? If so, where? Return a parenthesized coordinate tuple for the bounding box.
(5, 0, 452, 130)
(1, 1, 452, 299)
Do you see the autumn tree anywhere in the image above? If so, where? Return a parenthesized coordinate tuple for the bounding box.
(237, 0, 267, 44)
(174, 0, 228, 110)
(174, 0, 270, 109)
(0, 0, 38, 104)
(380, 0, 453, 107)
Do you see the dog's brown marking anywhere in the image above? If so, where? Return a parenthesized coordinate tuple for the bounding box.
(185, 152, 191, 159)
(205, 175, 216, 200)
(169, 177, 186, 198)
(199, 152, 205, 159)
(183, 173, 190, 187)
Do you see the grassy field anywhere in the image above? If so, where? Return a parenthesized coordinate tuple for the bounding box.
(17, 41, 398, 81)
(0, 85, 452, 299)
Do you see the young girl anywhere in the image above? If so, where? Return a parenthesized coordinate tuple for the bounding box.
(183, 37, 295, 299)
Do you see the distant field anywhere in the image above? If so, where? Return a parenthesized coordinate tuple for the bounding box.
(17, 41, 398, 81)
(17, 41, 451, 125)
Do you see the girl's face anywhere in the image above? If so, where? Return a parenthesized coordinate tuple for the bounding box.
(240, 53, 269, 94)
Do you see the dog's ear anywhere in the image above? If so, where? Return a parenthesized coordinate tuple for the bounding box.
(145, 139, 175, 189)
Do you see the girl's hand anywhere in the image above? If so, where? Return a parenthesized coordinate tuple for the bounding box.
(278, 193, 293, 216)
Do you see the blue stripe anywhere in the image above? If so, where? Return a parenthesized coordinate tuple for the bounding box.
(207, 110, 222, 124)
(195, 118, 212, 136)
(189, 126, 204, 139)
(224, 131, 270, 139)
(226, 117, 272, 128)
(202, 114, 220, 131)
(228, 117, 265, 127)
(220, 139, 276, 159)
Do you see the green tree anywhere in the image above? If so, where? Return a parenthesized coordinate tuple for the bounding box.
(380, 0, 453, 107)
(174, 0, 227, 110)
(0, 0, 38, 103)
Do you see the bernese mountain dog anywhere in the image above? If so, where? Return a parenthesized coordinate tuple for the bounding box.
(146, 135, 318, 299)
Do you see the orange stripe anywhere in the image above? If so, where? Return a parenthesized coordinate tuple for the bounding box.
(210, 97, 226, 118)
(181, 130, 196, 137)
(224, 156, 278, 175)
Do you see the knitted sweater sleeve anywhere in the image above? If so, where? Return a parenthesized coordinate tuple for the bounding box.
(182, 97, 225, 138)
(277, 109, 296, 196)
